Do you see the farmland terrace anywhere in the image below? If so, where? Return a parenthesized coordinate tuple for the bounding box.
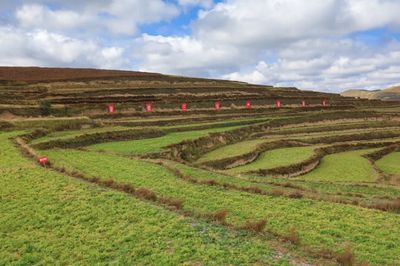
(1, 67, 400, 265)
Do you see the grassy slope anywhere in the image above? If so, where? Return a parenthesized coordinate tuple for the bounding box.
(376, 152, 400, 175)
(226, 146, 317, 174)
(198, 139, 266, 163)
(299, 149, 380, 183)
(46, 148, 400, 265)
(31, 126, 132, 144)
(87, 125, 244, 155)
(0, 132, 293, 265)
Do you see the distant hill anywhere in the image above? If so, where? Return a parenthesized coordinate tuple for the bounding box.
(0, 66, 381, 118)
(342, 86, 400, 101)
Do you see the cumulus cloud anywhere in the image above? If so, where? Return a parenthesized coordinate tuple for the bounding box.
(14, 0, 179, 35)
(2, 0, 400, 92)
(0, 27, 128, 69)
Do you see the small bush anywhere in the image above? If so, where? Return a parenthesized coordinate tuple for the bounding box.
(288, 191, 304, 199)
(135, 188, 157, 201)
(160, 197, 184, 209)
(336, 247, 354, 266)
(118, 183, 136, 194)
(243, 186, 264, 194)
(39, 100, 52, 116)
(208, 209, 228, 223)
(271, 189, 285, 197)
(282, 227, 300, 245)
(239, 219, 267, 233)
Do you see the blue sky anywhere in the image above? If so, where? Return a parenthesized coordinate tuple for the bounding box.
(1, 0, 400, 92)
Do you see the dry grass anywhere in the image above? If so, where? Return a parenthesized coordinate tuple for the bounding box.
(239, 219, 267, 233)
(282, 227, 300, 245)
(336, 247, 355, 266)
(135, 188, 158, 201)
(207, 209, 229, 223)
(159, 197, 184, 209)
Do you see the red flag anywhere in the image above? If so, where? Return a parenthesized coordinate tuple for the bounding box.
(246, 101, 251, 109)
(181, 103, 187, 111)
(107, 104, 115, 113)
(145, 102, 152, 112)
(214, 101, 221, 110)
(276, 100, 281, 108)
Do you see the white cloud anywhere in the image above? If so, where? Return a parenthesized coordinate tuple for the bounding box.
(0, 27, 128, 69)
(178, 0, 213, 8)
(14, 1, 179, 35)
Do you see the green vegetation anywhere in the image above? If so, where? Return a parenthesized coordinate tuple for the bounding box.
(45, 148, 400, 265)
(226, 146, 317, 174)
(88, 125, 245, 155)
(299, 149, 380, 183)
(198, 139, 266, 162)
(31, 126, 132, 144)
(376, 152, 400, 175)
(39, 100, 52, 116)
(0, 132, 294, 265)
(3, 70, 400, 265)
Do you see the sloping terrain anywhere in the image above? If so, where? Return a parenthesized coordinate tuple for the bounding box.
(0, 66, 386, 119)
(2, 67, 400, 265)
(342, 86, 400, 101)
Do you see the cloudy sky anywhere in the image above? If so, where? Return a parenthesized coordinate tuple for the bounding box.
(1, 0, 400, 92)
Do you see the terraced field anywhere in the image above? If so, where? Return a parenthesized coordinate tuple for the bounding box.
(2, 67, 400, 265)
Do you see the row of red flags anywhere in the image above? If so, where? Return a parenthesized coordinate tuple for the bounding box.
(108, 100, 328, 113)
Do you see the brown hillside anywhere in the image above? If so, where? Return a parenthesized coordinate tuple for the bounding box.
(0, 66, 162, 82)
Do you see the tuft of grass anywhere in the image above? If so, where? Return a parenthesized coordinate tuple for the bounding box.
(239, 219, 267, 233)
(207, 209, 229, 223)
(336, 247, 355, 266)
(159, 197, 184, 209)
(135, 188, 158, 201)
(282, 227, 300, 245)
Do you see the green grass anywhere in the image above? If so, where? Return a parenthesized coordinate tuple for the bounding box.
(198, 139, 267, 163)
(46, 148, 400, 265)
(299, 149, 380, 183)
(87, 125, 245, 155)
(31, 126, 132, 144)
(225, 146, 317, 175)
(376, 152, 400, 175)
(9, 117, 91, 129)
(0, 132, 292, 265)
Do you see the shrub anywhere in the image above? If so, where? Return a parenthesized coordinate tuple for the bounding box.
(208, 209, 229, 223)
(282, 227, 300, 245)
(39, 100, 52, 116)
(288, 191, 304, 199)
(239, 219, 267, 233)
(336, 247, 355, 266)
(135, 188, 157, 201)
(160, 197, 184, 209)
(271, 189, 285, 197)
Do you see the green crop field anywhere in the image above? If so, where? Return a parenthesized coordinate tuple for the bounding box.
(2, 67, 400, 265)
(225, 146, 317, 175)
(376, 152, 400, 175)
(298, 149, 381, 183)
(87, 125, 245, 155)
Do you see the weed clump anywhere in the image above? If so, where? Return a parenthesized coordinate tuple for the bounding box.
(282, 227, 300, 245)
(336, 247, 354, 266)
(239, 219, 267, 233)
(207, 209, 229, 223)
(160, 197, 184, 209)
(135, 188, 157, 201)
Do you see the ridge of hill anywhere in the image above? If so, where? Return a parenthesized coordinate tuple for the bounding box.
(0, 66, 388, 119)
(341, 86, 400, 101)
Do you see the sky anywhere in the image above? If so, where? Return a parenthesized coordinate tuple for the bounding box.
(1, 0, 400, 92)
